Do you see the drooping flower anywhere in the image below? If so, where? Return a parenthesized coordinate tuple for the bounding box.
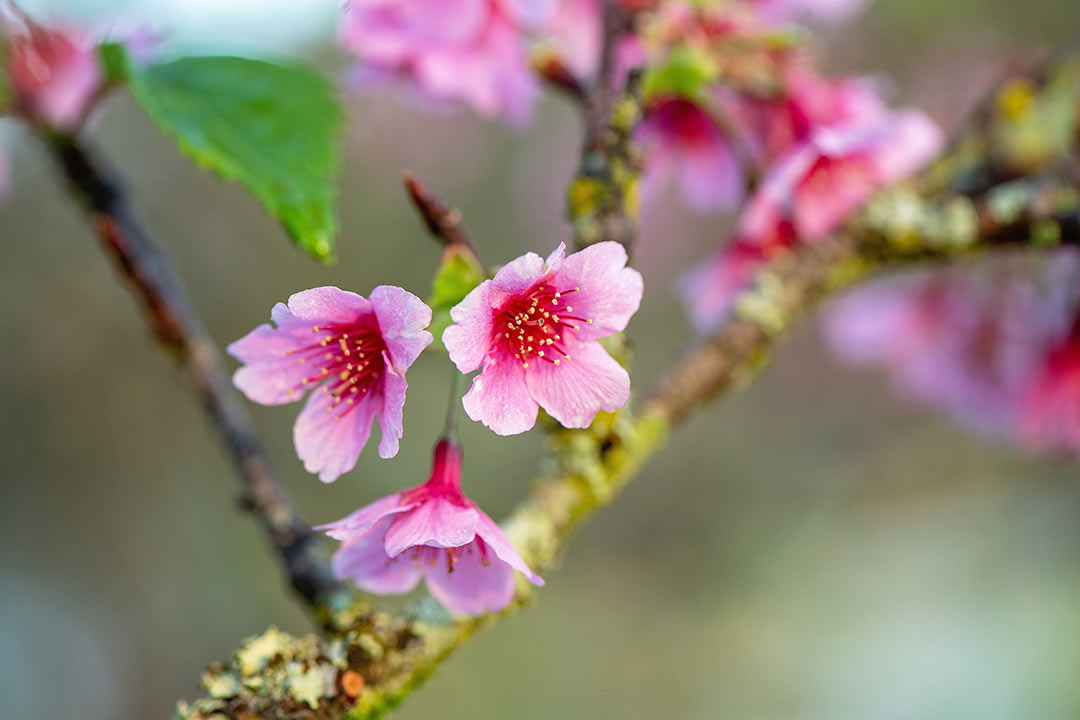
(228, 286, 433, 482)
(340, 0, 549, 125)
(444, 241, 643, 435)
(317, 438, 544, 616)
(637, 96, 744, 212)
(2, 9, 104, 131)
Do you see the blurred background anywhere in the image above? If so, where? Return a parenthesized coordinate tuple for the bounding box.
(3, 1, 1080, 718)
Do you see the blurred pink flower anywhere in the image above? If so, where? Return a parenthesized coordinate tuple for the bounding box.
(444, 242, 642, 435)
(317, 439, 543, 616)
(637, 97, 745, 213)
(228, 286, 433, 482)
(2, 9, 104, 131)
(340, 0, 548, 125)
(1022, 338, 1080, 452)
(776, 109, 943, 240)
(732, 72, 887, 165)
(827, 254, 1080, 440)
(680, 107, 941, 331)
(538, 0, 644, 84)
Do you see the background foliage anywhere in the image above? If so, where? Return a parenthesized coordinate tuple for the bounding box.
(3, 0, 1080, 719)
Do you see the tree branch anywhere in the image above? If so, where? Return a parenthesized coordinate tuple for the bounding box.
(174, 43, 1080, 720)
(45, 133, 346, 616)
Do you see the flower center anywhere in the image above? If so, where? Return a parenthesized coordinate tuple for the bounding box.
(285, 321, 386, 420)
(499, 283, 592, 369)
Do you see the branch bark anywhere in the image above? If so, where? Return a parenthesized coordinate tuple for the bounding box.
(174, 45, 1080, 720)
(45, 134, 346, 615)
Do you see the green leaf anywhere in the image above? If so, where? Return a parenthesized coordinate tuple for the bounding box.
(641, 44, 719, 104)
(129, 56, 342, 261)
(428, 247, 485, 352)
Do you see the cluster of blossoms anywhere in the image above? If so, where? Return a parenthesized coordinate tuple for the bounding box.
(338, 1, 943, 334)
(229, 242, 642, 614)
(825, 251, 1080, 453)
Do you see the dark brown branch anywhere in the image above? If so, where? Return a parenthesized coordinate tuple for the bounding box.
(402, 171, 473, 251)
(45, 133, 345, 614)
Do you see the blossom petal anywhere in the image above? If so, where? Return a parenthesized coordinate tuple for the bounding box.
(679, 138, 744, 212)
(286, 286, 372, 324)
(294, 381, 380, 483)
(491, 250, 546, 295)
(551, 241, 643, 342)
(370, 285, 433, 374)
(525, 339, 629, 428)
(445, 282, 497, 373)
(332, 517, 424, 594)
(423, 543, 517, 616)
(474, 513, 544, 586)
(461, 351, 539, 435)
(315, 492, 413, 541)
(376, 363, 407, 459)
(228, 321, 316, 405)
(384, 497, 479, 558)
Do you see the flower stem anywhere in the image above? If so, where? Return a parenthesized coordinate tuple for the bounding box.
(441, 365, 465, 443)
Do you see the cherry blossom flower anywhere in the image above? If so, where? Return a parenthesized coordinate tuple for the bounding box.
(444, 242, 643, 435)
(228, 286, 433, 482)
(827, 254, 1080, 440)
(2, 9, 104, 131)
(317, 438, 544, 616)
(681, 107, 941, 331)
(340, 0, 549, 125)
(637, 96, 744, 212)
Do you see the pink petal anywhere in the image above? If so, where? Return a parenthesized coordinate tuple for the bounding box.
(867, 110, 944, 184)
(445, 282, 497, 373)
(293, 381, 380, 483)
(525, 339, 630, 428)
(369, 285, 433, 374)
(423, 543, 517, 615)
(461, 350, 540, 435)
(490, 250, 547, 295)
(315, 492, 414, 541)
(794, 154, 877, 240)
(376, 363, 407, 459)
(551, 241, 643, 342)
(332, 517, 424, 594)
(678, 137, 744, 213)
(228, 322, 316, 405)
(383, 497, 479, 557)
(286, 286, 372, 324)
(474, 513, 544, 586)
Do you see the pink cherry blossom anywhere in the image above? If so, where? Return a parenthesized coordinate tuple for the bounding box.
(2, 9, 104, 131)
(444, 242, 643, 435)
(827, 255, 1080, 440)
(637, 97, 744, 212)
(228, 286, 433, 482)
(680, 107, 941, 331)
(732, 72, 888, 165)
(317, 439, 544, 616)
(340, 0, 547, 125)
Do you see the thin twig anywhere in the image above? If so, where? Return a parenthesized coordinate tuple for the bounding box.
(402, 171, 473, 251)
(45, 133, 345, 614)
